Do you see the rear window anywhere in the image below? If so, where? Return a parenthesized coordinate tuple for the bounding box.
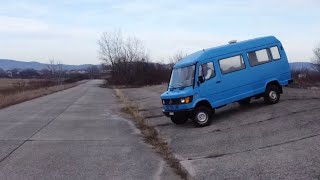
(270, 46, 281, 60)
(219, 55, 245, 74)
(247, 49, 272, 66)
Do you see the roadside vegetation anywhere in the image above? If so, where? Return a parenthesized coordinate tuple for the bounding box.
(99, 30, 319, 88)
(291, 44, 320, 88)
(291, 69, 320, 88)
(0, 79, 87, 109)
(0, 58, 101, 109)
(114, 88, 189, 179)
(99, 31, 190, 178)
(98, 30, 185, 86)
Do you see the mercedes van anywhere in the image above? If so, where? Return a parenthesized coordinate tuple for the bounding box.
(160, 36, 292, 127)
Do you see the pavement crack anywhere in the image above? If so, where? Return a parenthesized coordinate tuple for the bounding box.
(187, 132, 320, 162)
(0, 87, 89, 164)
(207, 106, 320, 135)
(156, 123, 172, 127)
(24, 139, 113, 142)
(139, 107, 162, 111)
(144, 114, 163, 119)
(133, 97, 150, 101)
(284, 97, 320, 101)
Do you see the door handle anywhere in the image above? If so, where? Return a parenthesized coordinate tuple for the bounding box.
(216, 81, 221, 84)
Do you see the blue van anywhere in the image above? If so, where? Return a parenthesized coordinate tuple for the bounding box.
(160, 36, 292, 127)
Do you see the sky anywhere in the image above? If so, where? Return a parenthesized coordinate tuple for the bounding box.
(0, 0, 319, 65)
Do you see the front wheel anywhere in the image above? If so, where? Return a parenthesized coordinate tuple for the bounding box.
(170, 114, 188, 125)
(192, 106, 213, 127)
(264, 85, 280, 104)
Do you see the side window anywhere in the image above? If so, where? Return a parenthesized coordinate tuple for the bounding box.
(198, 65, 203, 77)
(247, 49, 272, 66)
(270, 46, 281, 60)
(219, 55, 245, 74)
(201, 62, 215, 80)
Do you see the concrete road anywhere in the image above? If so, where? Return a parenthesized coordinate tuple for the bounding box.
(122, 85, 320, 179)
(0, 80, 178, 180)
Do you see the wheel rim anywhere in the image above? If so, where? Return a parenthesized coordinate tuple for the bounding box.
(197, 112, 208, 123)
(269, 91, 278, 101)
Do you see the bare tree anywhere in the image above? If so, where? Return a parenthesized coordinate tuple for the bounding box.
(0, 68, 6, 78)
(56, 61, 64, 84)
(169, 50, 188, 67)
(47, 59, 57, 79)
(97, 30, 147, 84)
(312, 44, 320, 72)
(47, 59, 64, 83)
(87, 65, 100, 79)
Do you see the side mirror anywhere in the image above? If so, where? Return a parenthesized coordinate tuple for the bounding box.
(198, 76, 205, 83)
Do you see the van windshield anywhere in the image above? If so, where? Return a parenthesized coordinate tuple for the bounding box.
(169, 65, 195, 89)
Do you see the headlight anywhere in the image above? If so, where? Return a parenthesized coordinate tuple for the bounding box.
(180, 96, 192, 104)
(180, 98, 185, 103)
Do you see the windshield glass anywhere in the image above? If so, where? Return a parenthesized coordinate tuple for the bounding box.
(169, 65, 195, 89)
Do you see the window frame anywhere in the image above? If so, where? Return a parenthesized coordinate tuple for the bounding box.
(218, 54, 246, 75)
(270, 46, 281, 60)
(247, 48, 273, 67)
(199, 61, 216, 81)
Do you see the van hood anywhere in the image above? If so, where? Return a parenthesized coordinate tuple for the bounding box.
(160, 86, 194, 99)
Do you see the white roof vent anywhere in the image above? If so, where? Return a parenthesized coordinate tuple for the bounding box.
(228, 40, 237, 44)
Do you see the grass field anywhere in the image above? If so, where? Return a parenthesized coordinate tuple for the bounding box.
(0, 79, 41, 90)
(0, 78, 87, 109)
(0, 78, 59, 95)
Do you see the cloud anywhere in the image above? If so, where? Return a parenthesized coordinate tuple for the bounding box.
(0, 0, 319, 64)
(0, 15, 100, 40)
(0, 16, 48, 33)
(0, 1, 49, 17)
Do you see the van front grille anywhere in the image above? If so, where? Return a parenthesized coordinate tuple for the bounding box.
(163, 98, 181, 105)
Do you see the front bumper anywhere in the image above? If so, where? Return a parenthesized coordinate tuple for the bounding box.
(162, 109, 193, 117)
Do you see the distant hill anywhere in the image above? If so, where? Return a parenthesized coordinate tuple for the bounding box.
(0, 59, 94, 70)
(289, 62, 317, 71)
(1, 59, 317, 72)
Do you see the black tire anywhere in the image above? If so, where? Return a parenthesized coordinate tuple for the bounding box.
(192, 106, 213, 127)
(238, 98, 251, 106)
(170, 114, 188, 125)
(264, 85, 280, 104)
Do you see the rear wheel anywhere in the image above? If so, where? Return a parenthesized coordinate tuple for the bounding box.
(192, 106, 213, 127)
(264, 85, 280, 104)
(170, 114, 188, 125)
(238, 98, 251, 106)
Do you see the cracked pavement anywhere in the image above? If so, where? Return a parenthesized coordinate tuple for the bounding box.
(0, 80, 179, 180)
(121, 85, 320, 179)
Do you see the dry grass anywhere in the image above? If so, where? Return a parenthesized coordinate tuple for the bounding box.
(114, 89, 189, 180)
(0, 79, 42, 90)
(0, 80, 87, 109)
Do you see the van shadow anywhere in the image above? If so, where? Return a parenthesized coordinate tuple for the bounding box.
(179, 99, 268, 129)
(213, 100, 267, 123)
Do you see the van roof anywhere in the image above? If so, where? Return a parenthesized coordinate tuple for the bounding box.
(174, 36, 280, 68)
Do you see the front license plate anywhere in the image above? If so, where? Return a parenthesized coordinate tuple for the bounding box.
(169, 112, 174, 116)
